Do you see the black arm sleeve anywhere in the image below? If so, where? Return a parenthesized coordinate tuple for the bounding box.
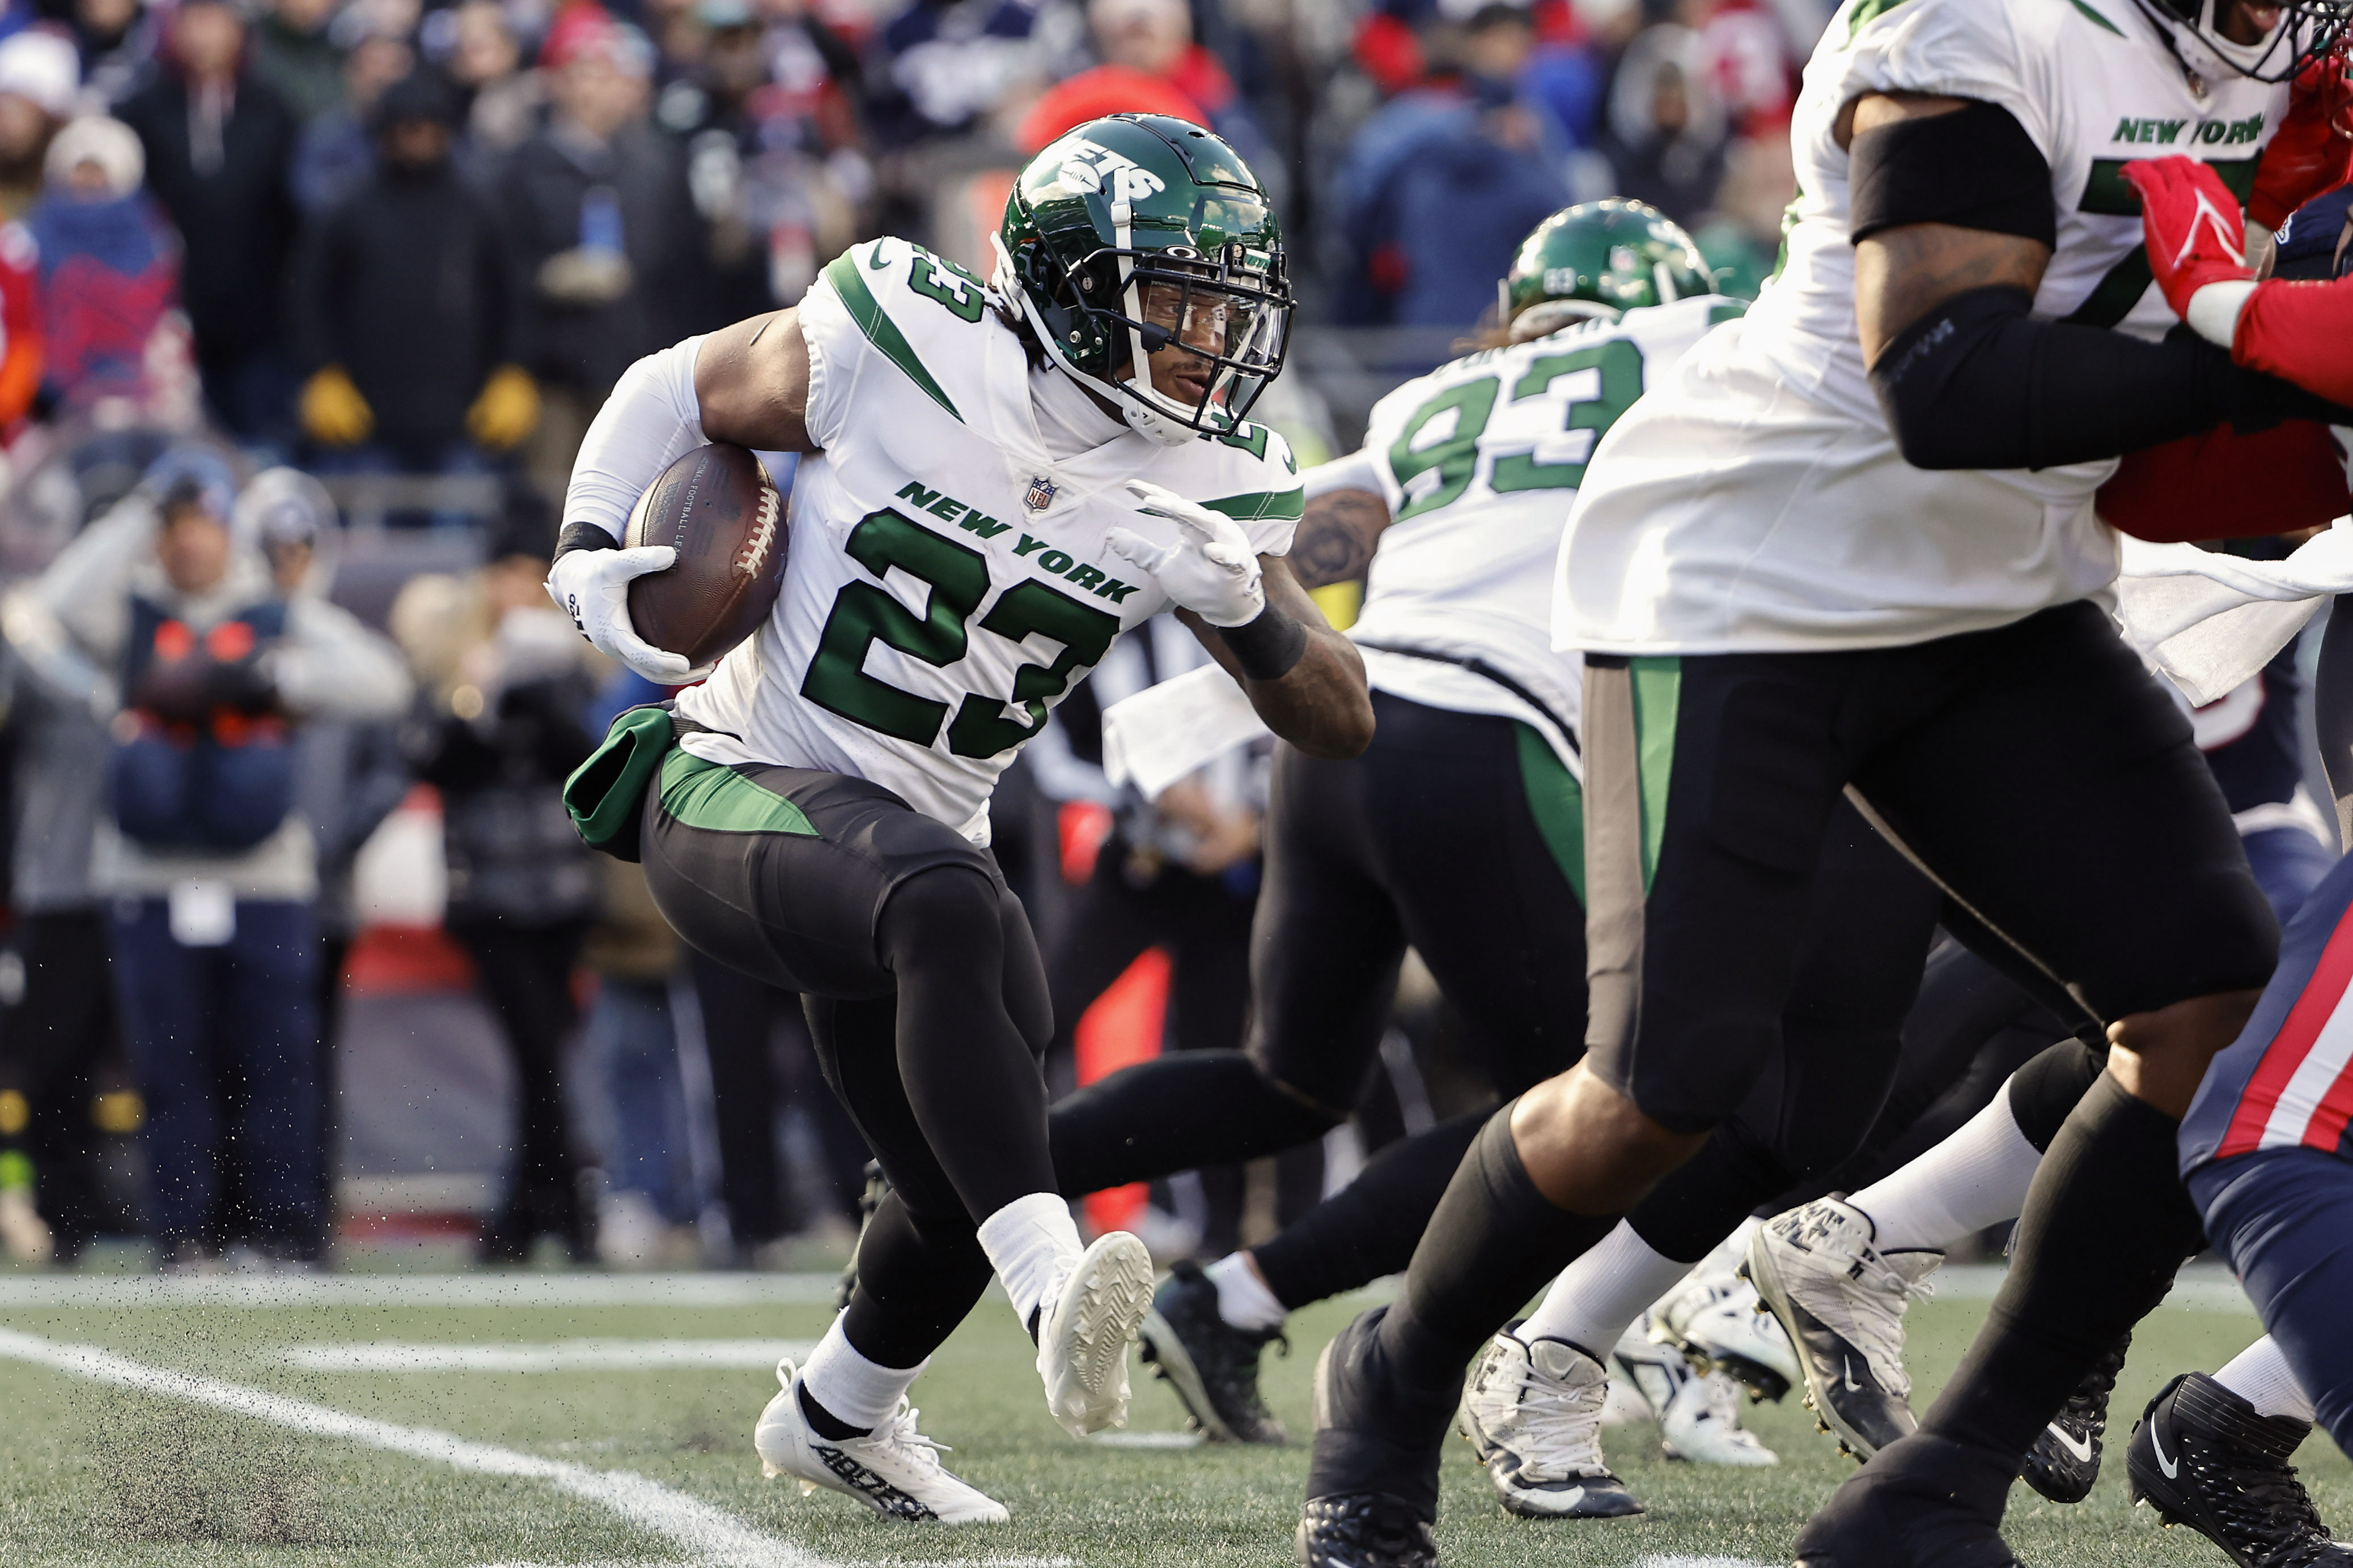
(1850, 99, 2057, 248)
(1869, 285, 2353, 471)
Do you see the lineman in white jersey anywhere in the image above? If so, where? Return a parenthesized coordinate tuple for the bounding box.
(1296, 0, 2353, 1559)
(546, 114, 1371, 1526)
(1042, 202, 1942, 1508)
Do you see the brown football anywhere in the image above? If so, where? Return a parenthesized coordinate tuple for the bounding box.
(624, 443, 788, 669)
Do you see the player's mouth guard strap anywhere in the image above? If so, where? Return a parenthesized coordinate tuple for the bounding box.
(1869, 284, 2353, 471)
(1849, 99, 2058, 248)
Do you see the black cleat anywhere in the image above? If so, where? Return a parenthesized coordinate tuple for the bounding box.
(1299, 1307, 1452, 1567)
(834, 1160, 891, 1313)
(2127, 1371, 2353, 1568)
(1298, 1493, 1439, 1568)
(1138, 1260, 1290, 1444)
(2021, 1332, 2130, 1504)
(1793, 1431, 2023, 1568)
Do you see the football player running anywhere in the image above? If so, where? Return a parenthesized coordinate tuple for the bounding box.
(548, 114, 1371, 1526)
(1294, 0, 2353, 1558)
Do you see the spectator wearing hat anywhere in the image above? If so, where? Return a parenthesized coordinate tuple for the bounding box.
(117, 0, 303, 447)
(292, 68, 537, 498)
(0, 28, 81, 219)
(391, 492, 608, 1263)
(29, 115, 194, 426)
(10, 445, 412, 1267)
(501, 11, 698, 503)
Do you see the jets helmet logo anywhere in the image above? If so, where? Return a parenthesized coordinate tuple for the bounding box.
(1051, 140, 1167, 205)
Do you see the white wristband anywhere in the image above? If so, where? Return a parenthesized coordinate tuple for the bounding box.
(2186, 279, 2259, 351)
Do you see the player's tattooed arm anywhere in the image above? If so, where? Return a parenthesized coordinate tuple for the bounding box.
(1841, 94, 2051, 366)
(1288, 488, 1393, 590)
(694, 310, 820, 453)
(1179, 558, 1374, 759)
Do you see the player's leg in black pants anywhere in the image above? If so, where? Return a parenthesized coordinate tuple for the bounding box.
(1797, 609, 2275, 1563)
(1246, 695, 1592, 1306)
(1049, 694, 1590, 1273)
(643, 757, 1063, 1400)
(1303, 606, 2275, 1561)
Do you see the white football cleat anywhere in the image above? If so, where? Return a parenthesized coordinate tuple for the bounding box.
(1036, 1230, 1155, 1438)
(1608, 1333, 1777, 1466)
(1661, 1368, 1778, 1467)
(1651, 1269, 1800, 1402)
(1745, 1196, 1939, 1461)
(754, 1359, 1008, 1524)
(1459, 1332, 1645, 1518)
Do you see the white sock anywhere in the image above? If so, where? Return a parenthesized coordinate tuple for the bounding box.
(1514, 1220, 1690, 1358)
(976, 1192, 1083, 1331)
(1205, 1252, 1287, 1332)
(2215, 1334, 2316, 1423)
(800, 1314, 924, 1431)
(1847, 1082, 2042, 1253)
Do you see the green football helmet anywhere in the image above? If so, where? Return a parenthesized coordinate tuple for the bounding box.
(1499, 199, 1715, 343)
(995, 114, 1292, 446)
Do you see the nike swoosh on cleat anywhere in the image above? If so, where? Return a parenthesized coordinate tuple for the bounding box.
(2150, 1425, 2179, 1480)
(2045, 1422, 2096, 1464)
(1842, 1357, 1860, 1393)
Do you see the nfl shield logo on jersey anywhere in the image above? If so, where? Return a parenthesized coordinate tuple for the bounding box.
(1025, 475, 1058, 514)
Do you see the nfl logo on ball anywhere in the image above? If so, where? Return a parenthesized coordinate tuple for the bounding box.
(1025, 475, 1058, 514)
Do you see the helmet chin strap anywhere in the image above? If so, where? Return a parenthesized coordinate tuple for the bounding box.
(990, 228, 1197, 448)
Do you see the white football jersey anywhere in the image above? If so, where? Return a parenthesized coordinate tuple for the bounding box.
(1350, 296, 1740, 766)
(676, 237, 1302, 842)
(1556, 0, 2288, 655)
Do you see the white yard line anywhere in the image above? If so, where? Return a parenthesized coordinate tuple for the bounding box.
(1, 1326, 1074, 1568)
(0, 1326, 815, 1565)
(282, 1340, 817, 1372)
(0, 1272, 844, 1309)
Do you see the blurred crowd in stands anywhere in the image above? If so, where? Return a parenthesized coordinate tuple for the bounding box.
(0, 0, 1822, 1272)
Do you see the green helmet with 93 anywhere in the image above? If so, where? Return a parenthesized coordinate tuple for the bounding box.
(1499, 199, 1715, 344)
(994, 113, 1292, 447)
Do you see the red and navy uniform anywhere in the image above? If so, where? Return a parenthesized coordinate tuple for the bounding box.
(2184, 847, 2353, 1449)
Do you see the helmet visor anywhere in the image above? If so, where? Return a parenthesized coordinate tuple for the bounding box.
(1080, 247, 1291, 433)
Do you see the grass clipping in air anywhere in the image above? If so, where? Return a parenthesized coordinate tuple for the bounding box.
(93, 1396, 334, 1546)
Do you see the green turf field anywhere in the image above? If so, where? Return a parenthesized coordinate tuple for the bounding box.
(0, 1265, 2330, 1568)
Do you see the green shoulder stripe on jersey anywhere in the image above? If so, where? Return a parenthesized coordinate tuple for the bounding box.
(659, 749, 819, 837)
(1845, 0, 1915, 44)
(1202, 488, 1306, 524)
(1515, 725, 1585, 903)
(1631, 656, 1680, 891)
(2066, 0, 2125, 35)
(824, 250, 963, 424)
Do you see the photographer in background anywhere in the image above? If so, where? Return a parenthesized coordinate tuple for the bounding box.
(11, 447, 410, 1268)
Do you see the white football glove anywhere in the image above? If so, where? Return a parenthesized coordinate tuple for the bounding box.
(1104, 480, 1266, 628)
(544, 543, 706, 683)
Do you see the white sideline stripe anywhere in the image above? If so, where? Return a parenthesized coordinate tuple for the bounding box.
(0, 1327, 817, 1567)
(1635, 1558, 1768, 1568)
(0, 1272, 845, 1308)
(1935, 1263, 2257, 1314)
(282, 1340, 817, 1372)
